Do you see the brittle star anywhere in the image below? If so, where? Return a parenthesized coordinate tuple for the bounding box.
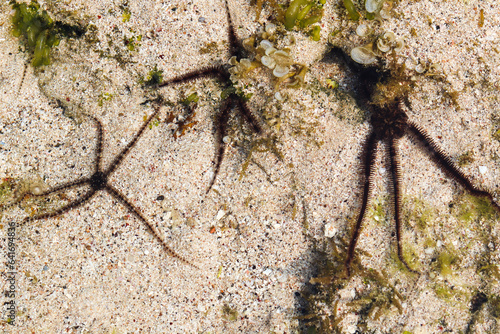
(157, 0, 263, 192)
(1, 99, 196, 268)
(323, 48, 500, 276)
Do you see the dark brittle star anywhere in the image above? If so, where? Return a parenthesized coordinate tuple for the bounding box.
(157, 0, 264, 192)
(0, 99, 197, 268)
(323, 48, 500, 277)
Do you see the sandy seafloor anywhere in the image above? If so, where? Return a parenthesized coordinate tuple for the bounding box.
(0, 0, 499, 333)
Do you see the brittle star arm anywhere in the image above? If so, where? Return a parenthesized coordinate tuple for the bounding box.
(407, 122, 500, 213)
(158, 66, 229, 88)
(388, 137, 418, 273)
(86, 114, 104, 172)
(345, 130, 378, 276)
(105, 184, 198, 268)
(105, 103, 162, 176)
(0, 179, 89, 213)
(206, 97, 233, 193)
(223, 0, 243, 58)
(236, 98, 263, 135)
(19, 187, 96, 227)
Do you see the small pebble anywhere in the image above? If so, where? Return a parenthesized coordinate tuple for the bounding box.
(478, 166, 488, 175)
(216, 209, 226, 221)
(324, 222, 338, 237)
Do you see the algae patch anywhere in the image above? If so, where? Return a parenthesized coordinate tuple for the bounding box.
(10, 0, 86, 67)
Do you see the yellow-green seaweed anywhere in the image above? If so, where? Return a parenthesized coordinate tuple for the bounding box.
(10, 0, 86, 67)
(284, 0, 324, 33)
(343, 0, 360, 21)
(11, 0, 59, 66)
(309, 25, 321, 41)
(141, 66, 164, 87)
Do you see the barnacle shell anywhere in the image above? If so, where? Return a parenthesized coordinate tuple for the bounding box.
(365, 0, 384, 13)
(351, 45, 376, 64)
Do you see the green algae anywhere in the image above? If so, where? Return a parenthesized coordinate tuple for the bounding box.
(283, 0, 324, 40)
(222, 303, 238, 321)
(456, 194, 498, 223)
(0, 179, 14, 205)
(343, 0, 360, 21)
(10, 0, 86, 67)
(140, 66, 164, 87)
(457, 150, 475, 167)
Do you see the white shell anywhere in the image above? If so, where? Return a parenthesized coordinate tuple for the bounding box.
(356, 24, 370, 37)
(260, 39, 273, 50)
(379, 8, 391, 19)
(394, 38, 404, 53)
(377, 38, 390, 52)
(273, 65, 290, 77)
(31, 186, 43, 195)
(382, 31, 395, 42)
(404, 58, 416, 70)
(265, 23, 276, 35)
(261, 55, 276, 68)
(324, 222, 338, 238)
(265, 46, 277, 56)
(365, 0, 384, 13)
(429, 63, 442, 73)
(351, 46, 377, 65)
(415, 63, 426, 73)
